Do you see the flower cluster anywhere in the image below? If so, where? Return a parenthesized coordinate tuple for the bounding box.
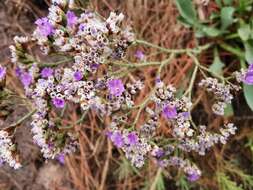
(151, 147, 201, 182)
(178, 123, 237, 155)
(107, 121, 151, 168)
(6, 0, 240, 183)
(8, 0, 135, 163)
(0, 130, 21, 169)
(149, 79, 193, 138)
(235, 64, 253, 85)
(198, 77, 237, 115)
(0, 66, 6, 82)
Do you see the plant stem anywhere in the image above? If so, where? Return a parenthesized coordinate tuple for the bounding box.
(9, 109, 36, 128)
(150, 168, 163, 190)
(135, 39, 211, 54)
(38, 57, 73, 68)
(112, 61, 162, 68)
(219, 42, 244, 58)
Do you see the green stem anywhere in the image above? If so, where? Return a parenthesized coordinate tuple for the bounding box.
(135, 39, 211, 54)
(219, 42, 244, 59)
(38, 57, 73, 68)
(112, 61, 162, 68)
(9, 109, 36, 128)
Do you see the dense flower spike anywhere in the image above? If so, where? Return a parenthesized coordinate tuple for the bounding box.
(235, 64, 253, 85)
(0, 130, 21, 169)
(6, 0, 241, 183)
(35, 17, 55, 37)
(199, 77, 238, 115)
(0, 66, 6, 81)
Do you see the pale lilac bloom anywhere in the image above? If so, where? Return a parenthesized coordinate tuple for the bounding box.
(21, 72, 32, 87)
(187, 172, 200, 182)
(182, 112, 190, 119)
(0, 66, 6, 80)
(163, 105, 177, 119)
(78, 23, 87, 32)
(52, 97, 65, 108)
(112, 132, 124, 148)
(66, 11, 77, 28)
(108, 79, 125, 96)
(244, 64, 253, 85)
(35, 17, 54, 37)
(127, 132, 138, 145)
(56, 153, 65, 164)
(15, 67, 22, 77)
(41, 67, 54, 78)
(73, 71, 82, 81)
(135, 50, 145, 60)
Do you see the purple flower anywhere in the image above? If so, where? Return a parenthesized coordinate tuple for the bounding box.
(155, 149, 164, 158)
(182, 112, 190, 119)
(20, 72, 32, 87)
(106, 131, 113, 140)
(244, 64, 253, 85)
(112, 132, 124, 148)
(73, 71, 83, 81)
(162, 105, 177, 119)
(56, 153, 65, 165)
(0, 66, 6, 80)
(187, 172, 200, 182)
(79, 24, 87, 32)
(35, 17, 54, 37)
(135, 50, 145, 60)
(41, 67, 54, 78)
(52, 97, 65, 108)
(108, 79, 125, 96)
(127, 132, 138, 145)
(66, 11, 77, 28)
(15, 67, 22, 77)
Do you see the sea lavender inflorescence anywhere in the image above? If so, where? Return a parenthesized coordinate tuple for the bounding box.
(0, 130, 21, 169)
(199, 77, 239, 115)
(4, 0, 241, 182)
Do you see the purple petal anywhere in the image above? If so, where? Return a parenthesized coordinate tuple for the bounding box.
(66, 11, 77, 28)
(21, 72, 32, 87)
(112, 132, 124, 148)
(108, 79, 125, 96)
(41, 67, 54, 78)
(35, 17, 54, 37)
(163, 105, 177, 119)
(52, 97, 65, 108)
(0, 66, 6, 80)
(135, 50, 145, 60)
(73, 71, 83, 81)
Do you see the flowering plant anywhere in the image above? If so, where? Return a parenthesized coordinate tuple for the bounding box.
(1, 0, 253, 189)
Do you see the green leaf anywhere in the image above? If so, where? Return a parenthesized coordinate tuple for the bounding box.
(238, 24, 251, 41)
(202, 27, 223, 37)
(224, 104, 234, 117)
(215, 0, 222, 7)
(220, 7, 235, 30)
(223, 0, 233, 5)
(244, 41, 253, 63)
(175, 0, 198, 26)
(177, 16, 193, 27)
(210, 48, 225, 75)
(243, 84, 253, 111)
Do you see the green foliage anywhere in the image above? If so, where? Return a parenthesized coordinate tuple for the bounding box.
(176, 176, 190, 190)
(115, 156, 139, 180)
(217, 172, 243, 190)
(224, 161, 253, 189)
(175, 0, 253, 111)
(224, 103, 234, 117)
(175, 0, 199, 26)
(209, 48, 225, 75)
(220, 6, 235, 30)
